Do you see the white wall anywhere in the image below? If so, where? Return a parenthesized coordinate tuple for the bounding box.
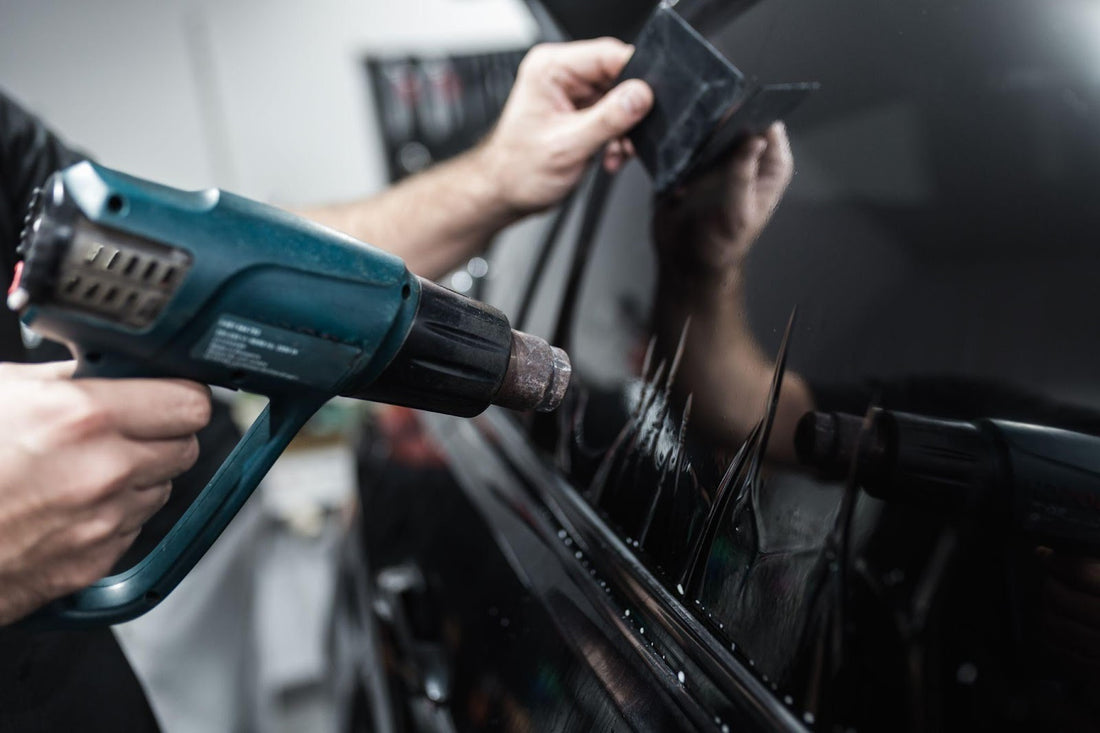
(0, 0, 537, 202)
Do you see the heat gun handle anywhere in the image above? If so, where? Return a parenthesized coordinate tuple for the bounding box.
(23, 393, 326, 629)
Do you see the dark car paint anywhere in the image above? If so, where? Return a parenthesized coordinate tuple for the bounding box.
(347, 1, 1100, 730)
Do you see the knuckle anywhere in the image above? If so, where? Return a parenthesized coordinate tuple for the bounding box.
(520, 42, 566, 78)
(60, 394, 111, 441)
(72, 512, 123, 548)
(521, 43, 552, 70)
(61, 476, 110, 508)
(75, 454, 134, 504)
(545, 134, 579, 169)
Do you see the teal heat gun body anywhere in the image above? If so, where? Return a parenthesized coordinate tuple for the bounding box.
(10, 162, 570, 628)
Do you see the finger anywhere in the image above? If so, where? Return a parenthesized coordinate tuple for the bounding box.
(116, 435, 200, 489)
(730, 135, 767, 185)
(61, 479, 169, 556)
(565, 79, 653, 159)
(603, 148, 625, 174)
(95, 528, 143, 577)
(540, 38, 634, 88)
(76, 378, 212, 439)
(67, 434, 199, 502)
(0, 360, 76, 381)
(622, 138, 637, 158)
(758, 121, 794, 184)
(117, 481, 172, 535)
(603, 139, 626, 173)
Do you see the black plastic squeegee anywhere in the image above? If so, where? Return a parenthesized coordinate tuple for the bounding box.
(619, 3, 819, 194)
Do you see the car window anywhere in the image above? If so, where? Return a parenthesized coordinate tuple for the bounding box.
(502, 0, 1100, 727)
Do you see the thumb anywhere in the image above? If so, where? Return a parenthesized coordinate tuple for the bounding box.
(568, 79, 653, 158)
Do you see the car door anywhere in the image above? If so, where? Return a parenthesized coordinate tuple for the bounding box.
(347, 1, 1100, 730)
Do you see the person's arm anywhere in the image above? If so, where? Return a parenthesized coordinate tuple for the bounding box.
(653, 123, 813, 462)
(0, 362, 210, 625)
(301, 38, 653, 280)
(0, 91, 87, 247)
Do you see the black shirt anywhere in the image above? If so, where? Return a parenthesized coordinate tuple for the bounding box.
(0, 89, 162, 731)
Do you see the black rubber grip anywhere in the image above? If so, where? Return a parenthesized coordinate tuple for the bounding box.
(345, 279, 513, 417)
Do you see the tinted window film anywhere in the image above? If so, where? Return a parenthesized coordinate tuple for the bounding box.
(534, 1, 1100, 728)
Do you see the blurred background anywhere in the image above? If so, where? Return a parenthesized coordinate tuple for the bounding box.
(0, 1, 541, 731)
(0, 0, 538, 199)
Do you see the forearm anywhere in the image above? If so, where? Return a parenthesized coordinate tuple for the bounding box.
(299, 40, 654, 281)
(300, 146, 518, 281)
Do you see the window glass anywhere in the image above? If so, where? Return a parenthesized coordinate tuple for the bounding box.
(531, 1, 1100, 726)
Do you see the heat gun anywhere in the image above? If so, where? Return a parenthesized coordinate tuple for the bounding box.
(9, 161, 570, 628)
(796, 408, 1100, 551)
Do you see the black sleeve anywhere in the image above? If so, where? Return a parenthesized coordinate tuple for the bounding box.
(0, 90, 87, 257)
(0, 91, 161, 733)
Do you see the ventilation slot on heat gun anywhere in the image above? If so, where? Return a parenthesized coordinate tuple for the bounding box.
(52, 220, 192, 329)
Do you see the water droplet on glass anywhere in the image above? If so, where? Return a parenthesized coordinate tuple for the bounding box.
(784, 695, 793, 705)
(557, 529, 567, 539)
(676, 583, 685, 595)
(624, 609, 630, 617)
(677, 670, 686, 684)
(425, 678, 445, 702)
(575, 551, 583, 559)
(803, 712, 816, 725)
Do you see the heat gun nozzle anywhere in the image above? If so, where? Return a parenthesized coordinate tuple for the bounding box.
(492, 330, 571, 413)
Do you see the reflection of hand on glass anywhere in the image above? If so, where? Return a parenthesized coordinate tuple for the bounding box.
(652, 122, 812, 462)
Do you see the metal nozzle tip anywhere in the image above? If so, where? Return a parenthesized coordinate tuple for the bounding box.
(492, 330, 572, 413)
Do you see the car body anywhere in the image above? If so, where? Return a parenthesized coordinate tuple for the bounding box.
(340, 1, 1100, 730)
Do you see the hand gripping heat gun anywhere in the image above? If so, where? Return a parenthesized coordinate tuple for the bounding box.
(9, 161, 570, 628)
